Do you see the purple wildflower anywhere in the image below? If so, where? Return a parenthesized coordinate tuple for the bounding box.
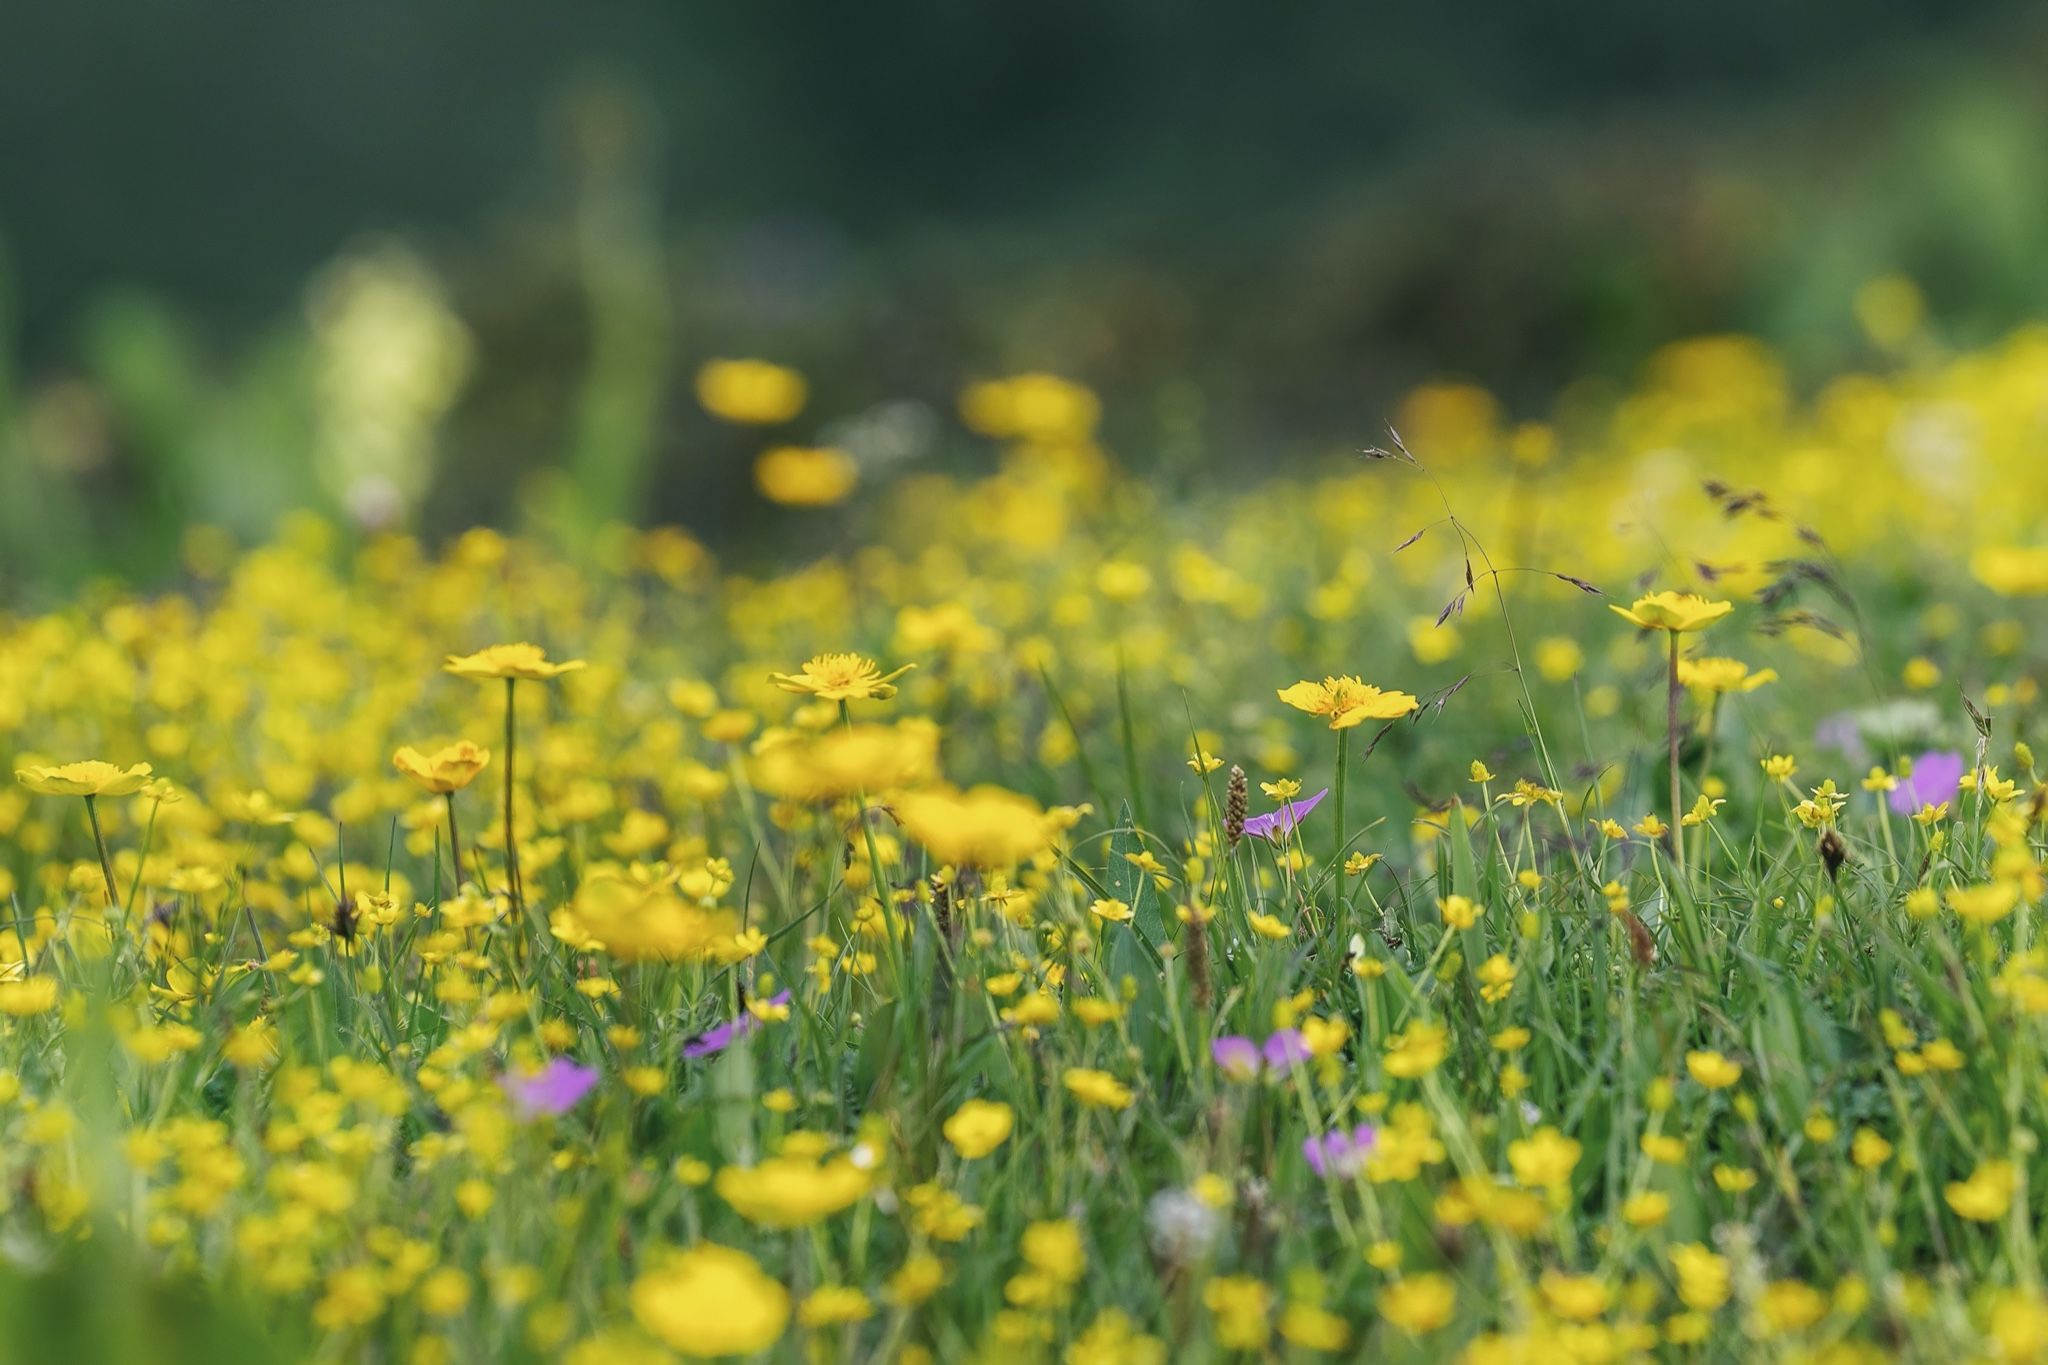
(1302, 1124, 1378, 1178)
(1211, 1035, 1262, 1080)
(500, 1057, 599, 1118)
(682, 990, 793, 1060)
(1262, 1029, 1311, 1070)
(1889, 750, 1964, 815)
(1241, 788, 1328, 842)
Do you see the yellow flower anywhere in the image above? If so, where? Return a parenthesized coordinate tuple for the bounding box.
(1203, 1276, 1272, 1351)
(1439, 895, 1480, 930)
(1972, 545, 2048, 597)
(1022, 1219, 1086, 1282)
(1382, 1022, 1448, 1078)
(1851, 1128, 1893, 1170)
(894, 785, 1052, 868)
(1685, 1050, 1742, 1089)
(714, 1154, 870, 1228)
(1062, 1068, 1134, 1110)
(1622, 1191, 1670, 1228)
(769, 653, 913, 702)
(563, 875, 736, 963)
(631, 1244, 789, 1357)
(1670, 1244, 1730, 1311)
(443, 643, 586, 681)
(1676, 656, 1776, 695)
(1247, 912, 1292, 941)
(391, 742, 490, 794)
(1988, 1289, 2048, 1362)
(0, 976, 61, 1016)
(754, 446, 858, 507)
(696, 358, 807, 425)
(1947, 881, 2021, 926)
(1476, 953, 1516, 1003)
(796, 1286, 872, 1328)
(942, 1099, 1015, 1160)
(1610, 591, 1734, 633)
(886, 1254, 947, 1308)
(16, 760, 154, 797)
(1378, 1273, 1455, 1334)
(1507, 1126, 1581, 1190)
(1089, 898, 1133, 924)
(1277, 1301, 1348, 1351)
(1275, 676, 1419, 730)
(1539, 1270, 1610, 1322)
(1945, 1159, 2017, 1221)
(1756, 1280, 1827, 1334)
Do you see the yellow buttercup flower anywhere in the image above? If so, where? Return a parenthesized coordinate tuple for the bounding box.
(1062, 1068, 1134, 1110)
(391, 742, 490, 794)
(894, 785, 1053, 868)
(1507, 1126, 1581, 1190)
(696, 358, 807, 425)
(1685, 1050, 1742, 1089)
(942, 1099, 1015, 1160)
(770, 653, 914, 702)
(1945, 1159, 2017, 1221)
(1378, 1273, 1455, 1334)
(754, 446, 858, 507)
(0, 977, 61, 1016)
(631, 1244, 789, 1357)
(1676, 656, 1776, 695)
(1972, 545, 2048, 597)
(16, 760, 154, 797)
(715, 1154, 871, 1228)
(1609, 591, 1733, 633)
(1275, 676, 1419, 730)
(443, 643, 586, 681)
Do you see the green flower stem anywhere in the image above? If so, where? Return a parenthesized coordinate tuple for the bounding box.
(1332, 725, 1350, 885)
(84, 795, 118, 908)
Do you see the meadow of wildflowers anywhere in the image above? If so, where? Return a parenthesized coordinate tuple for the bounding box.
(6, 315, 2048, 1364)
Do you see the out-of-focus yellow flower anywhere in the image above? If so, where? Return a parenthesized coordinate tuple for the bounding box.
(1378, 1274, 1455, 1334)
(1685, 1050, 1742, 1089)
(1062, 1068, 1134, 1110)
(696, 358, 807, 425)
(1972, 546, 2048, 597)
(1677, 656, 1776, 696)
(715, 1154, 870, 1228)
(754, 446, 857, 507)
(894, 785, 1053, 869)
(942, 1099, 1015, 1160)
(1946, 1159, 2017, 1221)
(631, 1244, 789, 1356)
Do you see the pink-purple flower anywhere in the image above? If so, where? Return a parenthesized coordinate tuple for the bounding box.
(1242, 788, 1328, 842)
(1302, 1124, 1377, 1178)
(1211, 1029, 1310, 1079)
(1889, 750, 1964, 815)
(500, 1057, 600, 1118)
(682, 991, 793, 1059)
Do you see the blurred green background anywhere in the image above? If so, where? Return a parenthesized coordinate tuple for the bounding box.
(4, 1, 2048, 590)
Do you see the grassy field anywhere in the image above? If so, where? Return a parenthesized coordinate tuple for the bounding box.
(3, 319, 2048, 1362)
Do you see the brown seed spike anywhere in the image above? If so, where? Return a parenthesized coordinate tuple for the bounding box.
(1818, 829, 1847, 881)
(1224, 765, 1247, 850)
